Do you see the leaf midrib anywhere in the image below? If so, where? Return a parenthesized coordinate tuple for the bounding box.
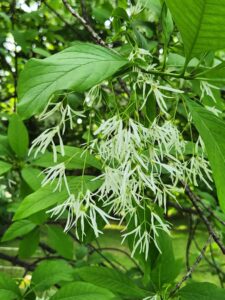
(186, 0, 207, 62)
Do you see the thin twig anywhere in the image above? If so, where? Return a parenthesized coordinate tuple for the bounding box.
(167, 201, 197, 215)
(61, 0, 130, 96)
(80, 0, 90, 23)
(42, 0, 81, 37)
(0, 252, 34, 271)
(209, 242, 224, 288)
(91, 247, 142, 273)
(62, 0, 106, 46)
(193, 237, 224, 288)
(182, 181, 225, 254)
(197, 197, 225, 227)
(169, 235, 212, 297)
(186, 216, 195, 272)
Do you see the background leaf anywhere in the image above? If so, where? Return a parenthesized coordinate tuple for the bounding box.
(18, 228, 40, 259)
(47, 225, 74, 259)
(7, 114, 29, 157)
(0, 160, 12, 176)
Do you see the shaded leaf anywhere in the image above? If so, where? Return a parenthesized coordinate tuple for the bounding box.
(2, 220, 36, 242)
(8, 114, 29, 157)
(18, 228, 40, 259)
(47, 225, 74, 259)
(0, 160, 12, 176)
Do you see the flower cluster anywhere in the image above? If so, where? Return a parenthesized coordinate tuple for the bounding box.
(29, 101, 84, 162)
(39, 113, 212, 258)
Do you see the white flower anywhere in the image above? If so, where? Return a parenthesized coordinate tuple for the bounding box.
(200, 81, 220, 102)
(48, 190, 115, 240)
(205, 106, 222, 116)
(122, 212, 170, 260)
(28, 126, 61, 162)
(135, 73, 183, 113)
(41, 163, 70, 193)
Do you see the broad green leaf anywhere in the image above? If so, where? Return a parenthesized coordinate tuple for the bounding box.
(166, 0, 225, 62)
(0, 273, 21, 300)
(0, 160, 12, 176)
(178, 282, 225, 300)
(186, 99, 225, 212)
(8, 114, 29, 157)
(32, 146, 102, 170)
(21, 166, 44, 190)
(17, 42, 128, 119)
(18, 228, 40, 258)
(32, 260, 73, 291)
(47, 225, 74, 259)
(1, 220, 36, 242)
(13, 185, 68, 221)
(14, 176, 102, 220)
(75, 266, 148, 298)
(49, 282, 116, 300)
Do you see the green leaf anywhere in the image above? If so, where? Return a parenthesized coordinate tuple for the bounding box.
(49, 282, 116, 300)
(186, 99, 225, 212)
(17, 42, 128, 119)
(75, 267, 148, 298)
(18, 228, 40, 259)
(0, 272, 21, 300)
(21, 166, 44, 191)
(32, 146, 102, 170)
(166, 0, 225, 62)
(1, 220, 36, 242)
(0, 135, 12, 157)
(32, 260, 73, 291)
(14, 176, 102, 220)
(8, 114, 29, 157)
(13, 185, 68, 221)
(0, 160, 12, 176)
(178, 282, 225, 300)
(197, 61, 225, 85)
(47, 225, 74, 259)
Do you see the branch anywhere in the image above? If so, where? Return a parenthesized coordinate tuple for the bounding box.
(42, 0, 81, 37)
(167, 201, 197, 215)
(182, 181, 225, 254)
(186, 217, 199, 272)
(197, 197, 225, 227)
(169, 235, 212, 297)
(194, 237, 224, 288)
(0, 252, 34, 271)
(80, 0, 91, 23)
(90, 247, 142, 273)
(62, 0, 106, 46)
